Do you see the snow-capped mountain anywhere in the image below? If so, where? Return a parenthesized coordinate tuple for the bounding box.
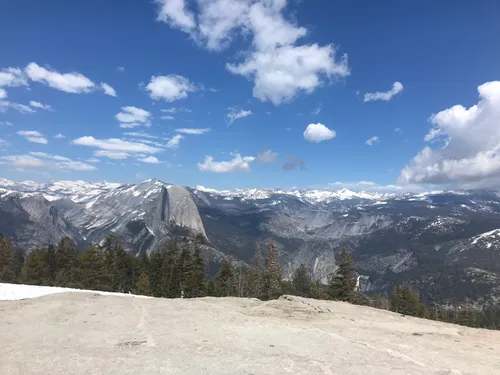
(2, 178, 500, 305)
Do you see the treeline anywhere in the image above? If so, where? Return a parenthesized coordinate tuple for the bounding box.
(1, 233, 499, 329)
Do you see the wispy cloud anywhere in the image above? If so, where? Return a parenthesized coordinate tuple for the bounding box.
(364, 81, 404, 102)
(365, 136, 379, 146)
(17, 130, 48, 144)
(175, 128, 210, 135)
(226, 108, 252, 125)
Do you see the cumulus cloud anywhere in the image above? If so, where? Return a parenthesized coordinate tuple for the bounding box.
(303, 123, 336, 143)
(155, 0, 196, 32)
(72, 136, 161, 154)
(0, 88, 6, 99)
(399, 81, 500, 187)
(364, 81, 404, 102)
(1, 153, 95, 171)
(256, 149, 278, 163)
(146, 74, 197, 102)
(116, 106, 151, 128)
(175, 128, 210, 135)
(0, 67, 28, 87)
(226, 109, 252, 125)
(54, 133, 65, 139)
(365, 136, 379, 146)
(138, 156, 161, 164)
(29, 101, 52, 110)
(166, 134, 184, 149)
(25, 62, 96, 94)
(156, 0, 349, 105)
(198, 153, 255, 172)
(100, 82, 117, 97)
(17, 130, 48, 144)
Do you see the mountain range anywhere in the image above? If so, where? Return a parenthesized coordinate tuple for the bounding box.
(1, 178, 500, 305)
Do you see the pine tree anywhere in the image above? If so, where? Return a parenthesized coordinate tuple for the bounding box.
(21, 249, 49, 285)
(309, 280, 329, 300)
(54, 237, 78, 286)
(178, 245, 193, 297)
(74, 246, 110, 290)
(246, 246, 264, 299)
(263, 242, 283, 300)
(0, 234, 16, 283)
(329, 249, 357, 302)
(45, 244, 57, 285)
(148, 250, 165, 297)
(164, 238, 181, 298)
(292, 264, 311, 298)
(187, 243, 205, 298)
(134, 271, 151, 296)
(213, 260, 237, 297)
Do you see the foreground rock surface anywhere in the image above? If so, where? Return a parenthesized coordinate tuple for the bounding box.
(1, 293, 499, 375)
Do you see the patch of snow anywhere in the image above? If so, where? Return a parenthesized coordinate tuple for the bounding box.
(0, 283, 151, 301)
(471, 228, 500, 245)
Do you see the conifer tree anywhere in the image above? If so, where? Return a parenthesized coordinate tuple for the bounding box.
(329, 249, 357, 302)
(187, 242, 205, 298)
(246, 245, 264, 299)
(148, 250, 165, 297)
(45, 244, 57, 285)
(292, 264, 311, 298)
(213, 260, 237, 297)
(263, 241, 283, 300)
(134, 271, 151, 296)
(21, 249, 49, 285)
(164, 238, 181, 298)
(0, 234, 16, 283)
(54, 237, 78, 286)
(178, 245, 193, 297)
(75, 246, 110, 290)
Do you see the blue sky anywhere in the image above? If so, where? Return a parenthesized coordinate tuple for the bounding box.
(1, 0, 499, 190)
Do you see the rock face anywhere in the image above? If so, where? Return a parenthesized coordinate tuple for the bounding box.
(2, 178, 500, 304)
(1, 290, 500, 375)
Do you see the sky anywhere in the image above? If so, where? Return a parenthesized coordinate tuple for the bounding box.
(0, 0, 499, 191)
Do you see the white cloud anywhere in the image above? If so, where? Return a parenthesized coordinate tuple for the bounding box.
(228, 44, 348, 106)
(117, 66, 125, 72)
(25, 62, 99, 94)
(0, 88, 6, 99)
(155, 0, 196, 32)
(93, 150, 130, 160)
(161, 115, 175, 120)
(54, 133, 65, 139)
(1, 153, 96, 171)
(123, 132, 159, 139)
(0, 67, 28, 87)
(86, 157, 100, 163)
(116, 106, 151, 128)
(161, 107, 192, 114)
(0, 101, 35, 114)
(29, 101, 52, 110)
(17, 130, 48, 144)
(0, 121, 13, 126)
(146, 75, 197, 102)
(198, 153, 255, 172)
(312, 105, 321, 116)
(100, 82, 117, 97)
(0, 138, 9, 148)
(303, 123, 336, 143)
(399, 81, 500, 187)
(138, 156, 161, 164)
(394, 127, 402, 133)
(156, 0, 349, 105)
(175, 128, 210, 135)
(72, 136, 161, 154)
(226, 109, 252, 125)
(365, 136, 379, 146)
(364, 81, 404, 102)
(166, 134, 183, 149)
(256, 149, 278, 163)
